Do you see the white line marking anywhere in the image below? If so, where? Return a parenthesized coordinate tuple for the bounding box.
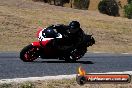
(90, 71, 132, 75)
(121, 53, 132, 55)
(0, 74, 76, 84)
(88, 52, 132, 55)
(0, 71, 132, 84)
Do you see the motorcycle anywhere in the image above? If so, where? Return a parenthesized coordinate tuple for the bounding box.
(20, 27, 95, 62)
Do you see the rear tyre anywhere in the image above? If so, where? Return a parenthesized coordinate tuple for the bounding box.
(63, 52, 79, 62)
(64, 56, 78, 62)
(20, 44, 39, 62)
(59, 53, 77, 62)
(64, 47, 87, 62)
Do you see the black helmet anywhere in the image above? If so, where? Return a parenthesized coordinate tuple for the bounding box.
(42, 27, 58, 38)
(69, 21, 80, 33)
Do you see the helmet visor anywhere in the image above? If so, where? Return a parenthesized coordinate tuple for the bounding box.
(69, 28, 79, 34)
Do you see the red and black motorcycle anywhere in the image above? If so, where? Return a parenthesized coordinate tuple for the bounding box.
(20, 27, 95, 62)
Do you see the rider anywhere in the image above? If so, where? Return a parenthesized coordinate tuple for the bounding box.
(38, 21, 94, 59)
(52, 21, 86, 59)
(67, 21, 84, 46)
(38, 21, 84, 50)
(53, 21, 84, 47)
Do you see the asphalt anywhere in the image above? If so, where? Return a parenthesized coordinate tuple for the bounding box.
(0, 52, 132, 79)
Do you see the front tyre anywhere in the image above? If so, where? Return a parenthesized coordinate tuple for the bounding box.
(20, 44, 39, 62)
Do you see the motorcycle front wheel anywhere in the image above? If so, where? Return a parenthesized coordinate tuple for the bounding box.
(20, 44, 39, 62)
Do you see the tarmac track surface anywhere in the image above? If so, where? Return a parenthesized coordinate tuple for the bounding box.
(0, 52, 132, 79)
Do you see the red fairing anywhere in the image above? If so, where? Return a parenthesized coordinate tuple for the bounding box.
(32, 40, 50, 47)
(36, 27, 43, 37)
(41, 40, 50, 46)
(32, 42, 40, 47)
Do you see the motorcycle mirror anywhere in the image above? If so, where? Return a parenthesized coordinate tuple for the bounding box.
(89, 33, 93, 36)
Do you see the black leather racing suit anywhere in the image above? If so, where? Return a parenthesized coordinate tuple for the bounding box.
(51, 24, 84, 50)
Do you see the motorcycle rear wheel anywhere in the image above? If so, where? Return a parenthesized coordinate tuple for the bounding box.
(65, 56, 78, 62)
(20, 44, 39, 62)
(64, 47, 87, 62)
(63, 54, 78, 62)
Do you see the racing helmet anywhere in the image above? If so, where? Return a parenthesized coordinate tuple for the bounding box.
(68, 21, 80, 33)
(42, 27, 58, 38)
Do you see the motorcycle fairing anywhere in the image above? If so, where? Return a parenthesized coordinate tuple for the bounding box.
(36, 27, 43, 38)
(32, 40, 50, 47)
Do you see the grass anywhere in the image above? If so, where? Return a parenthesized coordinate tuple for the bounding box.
(0, 83, 12, 88)
(0, 0, 132, 53)
(0, 82, 34, 88)
(0, 78, 132, 88)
